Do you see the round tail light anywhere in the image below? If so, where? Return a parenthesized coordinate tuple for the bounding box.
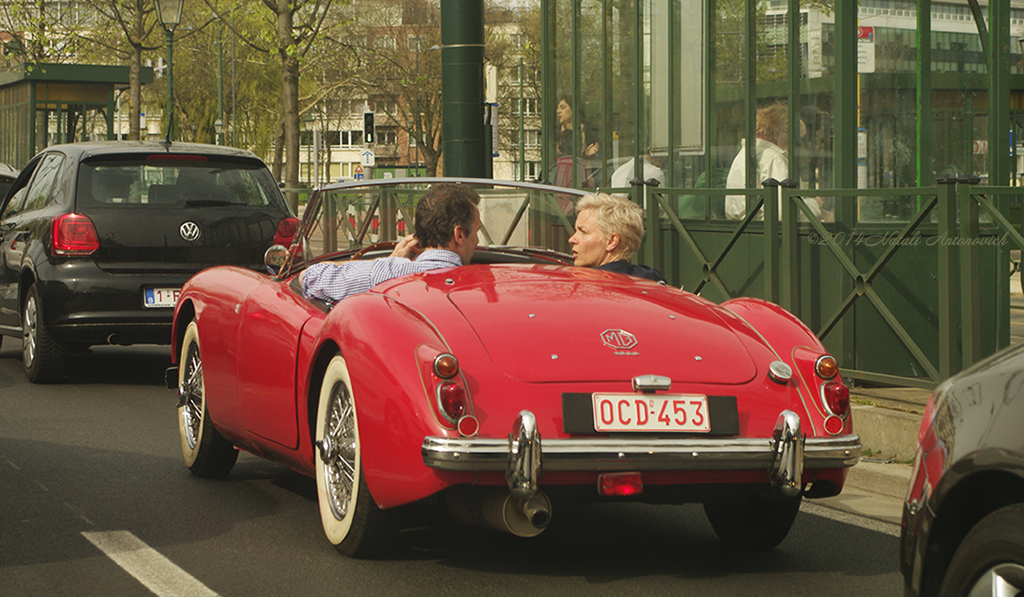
(815, 355, 839, 379)
(433, 354, 459, 379)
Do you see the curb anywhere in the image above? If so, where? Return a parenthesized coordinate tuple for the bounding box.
(845, 459, 913, 501)
(852, 404, 922, 463)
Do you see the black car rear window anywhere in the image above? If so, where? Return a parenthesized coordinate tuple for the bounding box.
(77, 155, 286, 209)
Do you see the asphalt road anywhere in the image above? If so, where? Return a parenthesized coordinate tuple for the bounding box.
(1, 342, 904, 596)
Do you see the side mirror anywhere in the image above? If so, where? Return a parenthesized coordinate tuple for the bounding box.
(264, 244, 289, 275)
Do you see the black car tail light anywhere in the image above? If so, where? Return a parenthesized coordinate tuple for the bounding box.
(146, 154, 208, 162)
(52, 213, 99, 256)
(274, 217, 301, 245)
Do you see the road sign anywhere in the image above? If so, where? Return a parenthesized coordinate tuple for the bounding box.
(361, 149, 375, 167)
(353, 164, 364, 180)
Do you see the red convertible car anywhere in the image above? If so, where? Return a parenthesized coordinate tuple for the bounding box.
(167, 178, 861, 558)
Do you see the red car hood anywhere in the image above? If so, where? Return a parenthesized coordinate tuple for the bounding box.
(433, 266, 758, 384)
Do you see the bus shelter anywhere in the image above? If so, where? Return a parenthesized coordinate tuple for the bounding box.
(0, 62, 153, 168)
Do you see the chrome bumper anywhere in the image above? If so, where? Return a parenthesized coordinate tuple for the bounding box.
(422, 409, 861, 499)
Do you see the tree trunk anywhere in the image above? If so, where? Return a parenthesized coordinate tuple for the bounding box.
(128, 0, 145, 141)
(129, 44, 142, 140)
(276, 1, 301, 213)
(272, 118, 284, 181)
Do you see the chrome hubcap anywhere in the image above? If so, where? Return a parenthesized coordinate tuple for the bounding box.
(180, 341, 203, 450)
(966, 563, 1024, 597)
(321, 381, 356, 521)
(22, 296, 37, 367)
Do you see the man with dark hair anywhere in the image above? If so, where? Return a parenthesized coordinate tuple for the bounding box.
(301, 183, 481, 302)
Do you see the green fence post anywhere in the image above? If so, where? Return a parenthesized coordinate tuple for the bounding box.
(936, 177, 958, 378)
(763, 179, 780, 303)
(958, 179, 981, 368)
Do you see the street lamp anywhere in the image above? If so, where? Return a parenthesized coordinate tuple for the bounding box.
(155, 0, 184, 141)
(303, 112, 315, 186)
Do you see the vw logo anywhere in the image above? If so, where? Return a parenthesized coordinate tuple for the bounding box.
(179, 221, 201, 242)
(601, 329, 637, 351)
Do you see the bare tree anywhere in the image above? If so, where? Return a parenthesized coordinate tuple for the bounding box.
(74, 0, 161, 140)
(204, 0, 336, 212)
(323, 0, 444, 176)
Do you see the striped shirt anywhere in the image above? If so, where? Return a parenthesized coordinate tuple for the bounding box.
(301, 248, 463, 302)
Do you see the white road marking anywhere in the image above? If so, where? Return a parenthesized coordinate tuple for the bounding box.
(801, 501, 901, 537)
(82, 531, 218, 597)
(65, 502, 94, 526)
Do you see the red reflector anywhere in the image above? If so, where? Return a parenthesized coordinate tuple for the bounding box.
(823, 382, 850, 416)
(52, 213, 100, 255)
(437, 382, 466, 423)
(274, 217, 300, 245)
(457, 415, 479, 437)
(824, 415, 845, 435)
(598, 472, 644, 497)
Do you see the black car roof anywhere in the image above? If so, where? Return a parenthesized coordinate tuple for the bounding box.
(40, 141, 263, 162)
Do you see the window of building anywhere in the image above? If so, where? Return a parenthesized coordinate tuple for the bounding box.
(372, 99, 397, 116)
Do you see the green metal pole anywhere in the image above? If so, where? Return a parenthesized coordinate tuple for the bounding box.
(165, 28, 174, 140)
(441, 0, 486, 177)
(916, 0, 932, 187)
(834, 0, 858, 371)
(740, 0, 758, 231)
(989, 0, 1011, 351)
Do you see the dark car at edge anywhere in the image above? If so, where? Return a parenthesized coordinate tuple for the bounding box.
(0, 141, 297, 382)
(902, 341, 1024, 596)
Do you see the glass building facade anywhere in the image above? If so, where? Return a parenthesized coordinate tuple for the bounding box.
(536, 0, 1024, 384)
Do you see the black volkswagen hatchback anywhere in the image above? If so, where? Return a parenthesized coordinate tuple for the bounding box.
(0, 141, 298, 382)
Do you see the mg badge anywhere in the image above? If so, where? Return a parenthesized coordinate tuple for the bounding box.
(179, 221, 201, 242)
(601, 329, 637, 351)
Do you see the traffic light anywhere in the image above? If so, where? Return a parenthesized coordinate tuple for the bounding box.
(363, 112, 374, 145)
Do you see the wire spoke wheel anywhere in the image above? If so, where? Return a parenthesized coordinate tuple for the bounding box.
(321, 379, 357, 521)
(315, 355, 395, 558)
(181, 339, 203, 450)
(177, 321, 237, 478)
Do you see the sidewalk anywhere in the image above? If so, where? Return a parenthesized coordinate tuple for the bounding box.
(822, 385, 929, 524)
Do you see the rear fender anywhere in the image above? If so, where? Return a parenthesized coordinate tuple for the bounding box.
(309, 292, 457, 509)
(722, 297, 845, 437)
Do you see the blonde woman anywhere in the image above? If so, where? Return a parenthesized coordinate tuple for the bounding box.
(568, 193, 665, 282)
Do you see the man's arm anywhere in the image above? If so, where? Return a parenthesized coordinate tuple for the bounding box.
(301, 260, 378, 302)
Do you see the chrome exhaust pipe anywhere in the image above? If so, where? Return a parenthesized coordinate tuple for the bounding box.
(446, 487, 552, 537)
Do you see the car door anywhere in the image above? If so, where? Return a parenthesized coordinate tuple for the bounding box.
(0, 156, 51, 328)
(236, 277, 327, 450)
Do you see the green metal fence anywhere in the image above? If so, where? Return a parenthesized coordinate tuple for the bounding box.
(640, 180, 1023, 389)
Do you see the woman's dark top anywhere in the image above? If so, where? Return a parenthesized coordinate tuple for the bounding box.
(595, 260, 667, 283)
